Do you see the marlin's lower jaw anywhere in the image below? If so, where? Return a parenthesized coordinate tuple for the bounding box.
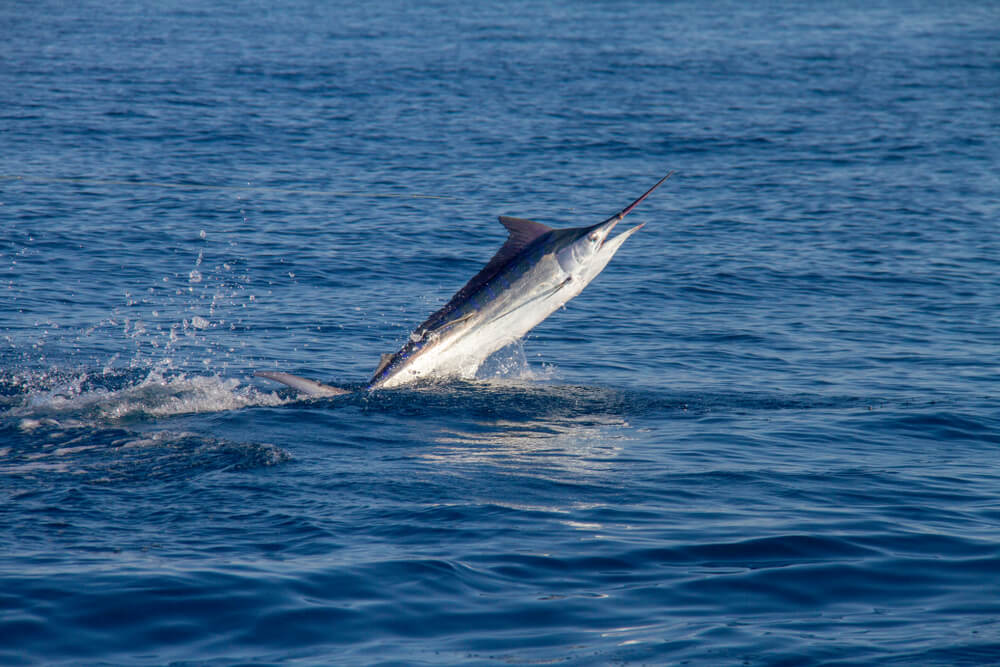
(593, 218, 645, 252)
(612, 221, 645, 249)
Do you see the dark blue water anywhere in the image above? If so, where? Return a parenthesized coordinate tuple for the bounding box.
(3, 1, 1000, 664)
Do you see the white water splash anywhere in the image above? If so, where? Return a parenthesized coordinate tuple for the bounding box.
(475, 341, 556, 382)
(5, 369, 289, 422)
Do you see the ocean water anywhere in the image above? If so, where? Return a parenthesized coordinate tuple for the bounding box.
(2, 0, 999, 664)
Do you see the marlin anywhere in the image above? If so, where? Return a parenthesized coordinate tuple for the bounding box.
(257, 172, 672, 396)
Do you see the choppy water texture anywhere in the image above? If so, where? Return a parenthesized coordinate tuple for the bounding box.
(3, 1, 1000, 664)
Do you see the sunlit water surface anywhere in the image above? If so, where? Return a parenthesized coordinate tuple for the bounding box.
(2, 1, 999, 664)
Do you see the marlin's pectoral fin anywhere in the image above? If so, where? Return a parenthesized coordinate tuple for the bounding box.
(255, 371, 351, 397)
(488, 277, 573, 325)
(431, 309, 477, 332)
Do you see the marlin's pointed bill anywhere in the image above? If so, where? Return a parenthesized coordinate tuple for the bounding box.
(607, 171, 673, 223)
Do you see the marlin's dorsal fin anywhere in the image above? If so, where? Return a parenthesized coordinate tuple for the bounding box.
(447, 216, 552, 305)
(374, 353, 394, 377)
(410, 216, 553, 335)
(472, 216, 553, 285)
(498, 216, 552, 249)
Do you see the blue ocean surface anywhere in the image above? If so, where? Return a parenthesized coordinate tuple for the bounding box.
(2, 0, 999, 664)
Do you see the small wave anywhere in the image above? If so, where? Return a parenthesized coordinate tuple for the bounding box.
(1, 421, 291, 481)
(332, 379, 874, 424)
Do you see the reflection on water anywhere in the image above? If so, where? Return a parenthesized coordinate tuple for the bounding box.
(425, 412, 630, 478)
(423, 411, 631, 539)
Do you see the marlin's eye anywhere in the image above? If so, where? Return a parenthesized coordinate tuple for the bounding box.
(588, 232, 600, 243)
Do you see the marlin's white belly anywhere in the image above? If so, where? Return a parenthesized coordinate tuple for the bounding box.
(378, 255, 581, 388)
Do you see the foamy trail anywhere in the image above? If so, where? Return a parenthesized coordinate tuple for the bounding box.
(2, 368, 290, 423)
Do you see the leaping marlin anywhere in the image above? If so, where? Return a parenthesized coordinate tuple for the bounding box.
(257, 172, 672, 396)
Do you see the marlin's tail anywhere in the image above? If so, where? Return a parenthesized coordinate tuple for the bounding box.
(255, 371, 351, 396)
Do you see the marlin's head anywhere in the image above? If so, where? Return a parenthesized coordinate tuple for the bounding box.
(554, 172, 673, 284)
(554, 216, 644, 284)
